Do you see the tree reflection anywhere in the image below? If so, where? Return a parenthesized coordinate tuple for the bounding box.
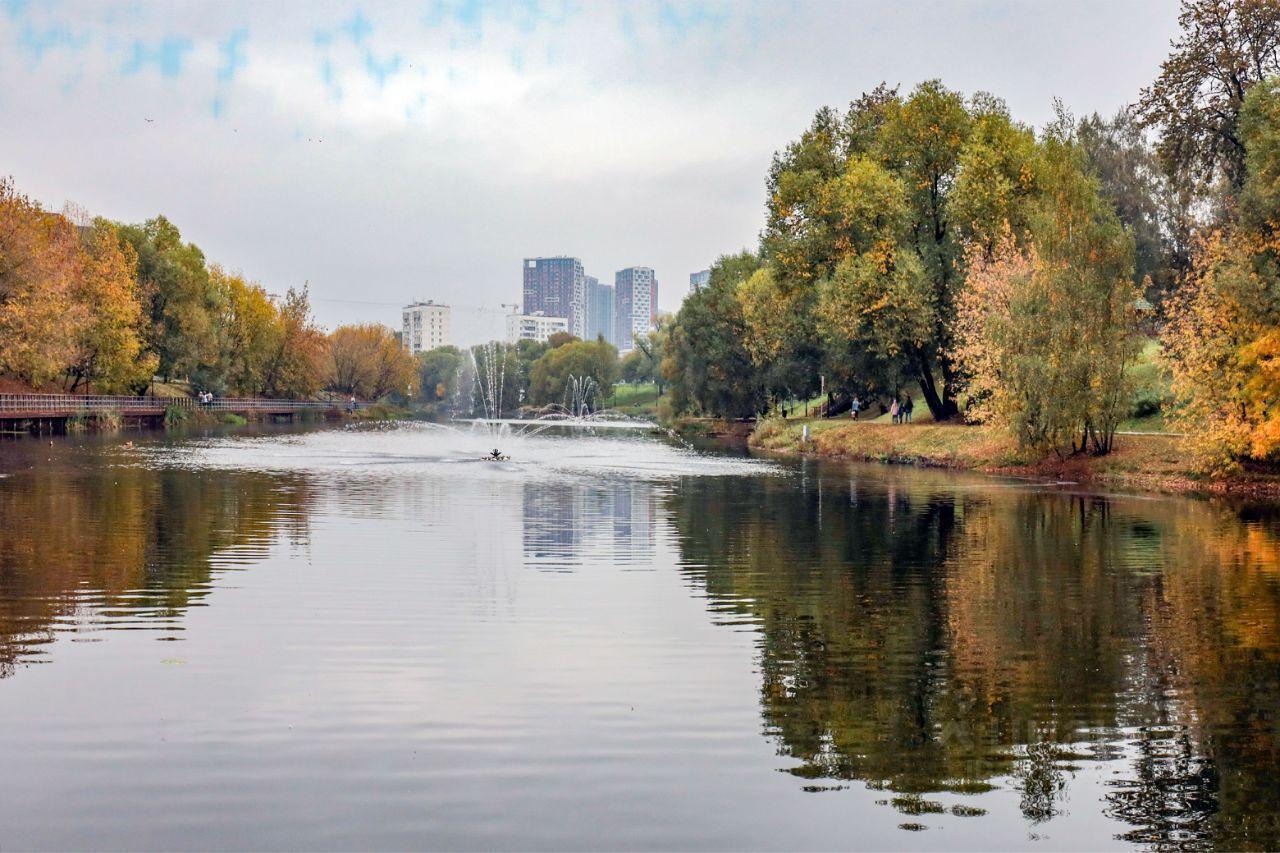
(0, 448, 312, 677)
(667, 464, 1280, 847)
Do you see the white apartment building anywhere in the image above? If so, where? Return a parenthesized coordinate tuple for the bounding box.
(402, 301, 451, 354)
(615, 266, 655, 353)
(506, 311, 569, 344)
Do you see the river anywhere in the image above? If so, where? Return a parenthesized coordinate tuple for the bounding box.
(0, 422, 1277, 850)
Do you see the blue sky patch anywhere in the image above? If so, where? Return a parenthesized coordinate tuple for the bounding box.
(121, 36, 194, 78)
(218, 28, 249, 83)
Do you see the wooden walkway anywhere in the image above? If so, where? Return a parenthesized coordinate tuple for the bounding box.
(0, 393, 364, 433)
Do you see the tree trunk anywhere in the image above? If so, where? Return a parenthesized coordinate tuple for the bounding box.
(916, 356, 960, 421)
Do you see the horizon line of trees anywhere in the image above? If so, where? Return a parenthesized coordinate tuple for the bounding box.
(0, 181, 423, 402)
(662, 0, 1280, 469)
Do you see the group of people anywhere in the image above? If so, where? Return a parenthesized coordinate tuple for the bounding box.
(846, 394, 913, 422)
(890, 396, 914, 423)
(197, 391, 215, 405)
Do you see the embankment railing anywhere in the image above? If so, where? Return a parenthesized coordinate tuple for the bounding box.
(0, 394, 367, 415)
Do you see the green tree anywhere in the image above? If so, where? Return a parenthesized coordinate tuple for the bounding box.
(528, 338, 619, 409)
(663, 252, 766, 419)
(1076, 110, 1175, 302)
(754, 82, 1047, 419)
(620, 322, 668, 391)
(417, 345, 463, 410)
(115, 215, 221, 384)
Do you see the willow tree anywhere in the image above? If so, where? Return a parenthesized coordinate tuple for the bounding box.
(750, 82, 1043, 419)
(956, 120, 1140, 456)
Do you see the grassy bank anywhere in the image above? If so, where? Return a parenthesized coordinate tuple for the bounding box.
(749, 417, 1280, 498)
(611, 382, 662, 419)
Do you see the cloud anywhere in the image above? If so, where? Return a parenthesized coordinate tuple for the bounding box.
(0, 0, 1182, 344)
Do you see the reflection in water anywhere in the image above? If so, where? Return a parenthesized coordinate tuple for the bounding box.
(667, 464, 1280, 849)
(522, 481, 656, 571)
(0, 426, 1278, 849)
(0, 442, 312, 677)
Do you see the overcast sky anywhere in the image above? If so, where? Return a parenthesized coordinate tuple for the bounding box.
(0, 0, 1180, 344)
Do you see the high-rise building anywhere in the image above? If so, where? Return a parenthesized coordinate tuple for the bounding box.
(584, 276, 615, 345)
(690, 269, 710, 292)
(506, 311, 569, 344)
(614, 266, 655, 353)
(522, 256, 584, 338)
(401, 300, 451, 354)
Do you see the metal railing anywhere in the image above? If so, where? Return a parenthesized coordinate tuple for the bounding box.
(0, 394, 174, 413)
(0, 394, 367, 415)
(201, 397, 351, 411)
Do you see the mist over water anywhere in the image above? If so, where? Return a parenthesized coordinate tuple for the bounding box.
(0, 423, 1277, 850)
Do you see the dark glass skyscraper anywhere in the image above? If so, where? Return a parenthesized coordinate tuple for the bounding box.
(522, 256, 584, 338)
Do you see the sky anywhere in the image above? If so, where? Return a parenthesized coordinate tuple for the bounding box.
(0, 0, 1181, 344)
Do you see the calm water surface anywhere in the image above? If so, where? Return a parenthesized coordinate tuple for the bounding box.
(0, 423, 1278, 850)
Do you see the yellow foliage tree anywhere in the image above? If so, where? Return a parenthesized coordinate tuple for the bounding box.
(67, 222, 156, 392)
(955, 121, 1140, 457)
(324, 323, 417, 400)
(0, 178, 81, 387)
(1163, 78, 1280, 470)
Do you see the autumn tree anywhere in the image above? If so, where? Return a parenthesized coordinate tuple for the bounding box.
(956, 119, 1141, 456)
(263, 287, 324, 398)
(0, 178, 81, 387)
(1163, 77, 1280, 469)
(211, 266, 280, 395)
(66, 221, 156, 392)
(811, 157, 934, 405)
(1136, 0, 1280, 193)
(324, 323, 416, 400)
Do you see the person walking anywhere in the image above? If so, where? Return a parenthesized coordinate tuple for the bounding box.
(903, 395, 914, 423)
(890, 399, 900, 424)
(850, 396, 860, 420)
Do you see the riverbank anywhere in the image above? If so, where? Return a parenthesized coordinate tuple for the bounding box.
(749, 417, 1280, 498)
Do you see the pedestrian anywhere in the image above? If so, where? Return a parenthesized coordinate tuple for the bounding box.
(890, 399, 900, 424)
(850, 396, 860, 420)
(903, 395, 914, 423)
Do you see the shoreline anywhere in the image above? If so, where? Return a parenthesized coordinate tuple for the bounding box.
(744, 417, 1280, 501)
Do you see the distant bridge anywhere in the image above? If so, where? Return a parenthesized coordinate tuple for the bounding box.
(0, 393, 365, 434)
